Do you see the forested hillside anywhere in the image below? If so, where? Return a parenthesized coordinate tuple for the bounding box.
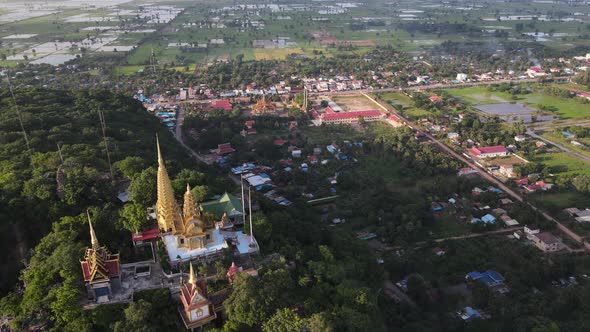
(0, 88, 193, 294)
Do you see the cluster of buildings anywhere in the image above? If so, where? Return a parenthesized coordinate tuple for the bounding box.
(80, 140, 264, 329)
(302, 76, 365, 92)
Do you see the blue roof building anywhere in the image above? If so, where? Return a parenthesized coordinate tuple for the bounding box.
(466, 270, 505, 287)
(458, 307, 483, 322)
(481, 214, 496, 224)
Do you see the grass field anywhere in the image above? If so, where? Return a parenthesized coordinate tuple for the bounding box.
(430, 214, 471, 238)
(449, 86, 590, 119)
(542, 132, 590, 158)
(533, 152, 590, 176)
(529, 191, 589, 211)
(379, 92, 431, 119)
(253, 48, 303, 60)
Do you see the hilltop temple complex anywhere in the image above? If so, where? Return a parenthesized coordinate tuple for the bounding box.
(155, 138, 259, 263)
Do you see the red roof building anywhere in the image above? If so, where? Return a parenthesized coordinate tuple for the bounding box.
(274, 139, 286, 146)
(210, 100, 232, 111)
(429, 96, 443, 103)
(179, 263, 217, 329)
(216, 143, 235, 155)
(468, 146, 509, 158)
(320, 110, 384, 125)
(80, 215, 121, 303)
(131, 228, 160, 245)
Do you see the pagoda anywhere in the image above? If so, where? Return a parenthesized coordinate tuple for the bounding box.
(226, 261, 240, 283)
(80, 212, 121, 303)
(156, 138, 226, 263)
(251, 95, 276, 115)
(178, 262, 217, 329)
(156, 136, 184, 234)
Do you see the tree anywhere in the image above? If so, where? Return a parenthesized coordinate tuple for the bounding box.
(224, 274, 266, 326)
(113, 300, 155, 332)
(307, 312, 334, 332)
(243, 212, 272, 244)
(191, 185, 209, 202)
(263, 308, 305, 332)
(214, 260, 226, 281)
(572, 174, 590, 193)
(172, 169, 206, 193)
(119, 203, 149, 232)
(129, 167, 157, 208)
(114, 156, 146, 179)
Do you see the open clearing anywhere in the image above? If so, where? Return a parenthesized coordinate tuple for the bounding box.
(450, 87, 590, 120)
(333, 96, 377, 111)
(253, 48, 303, 60)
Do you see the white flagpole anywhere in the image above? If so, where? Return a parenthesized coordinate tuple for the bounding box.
(248, 185, 253, 245)
(241, 175, 246, 225)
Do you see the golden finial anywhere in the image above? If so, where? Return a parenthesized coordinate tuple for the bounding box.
(156, 134, 163, 166)
(87, 210, 99, 250)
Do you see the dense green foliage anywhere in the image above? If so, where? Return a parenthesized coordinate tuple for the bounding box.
(0, 87, 198, 293)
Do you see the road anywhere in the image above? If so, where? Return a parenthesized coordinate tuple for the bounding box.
(364, 94, 589, 250)
(173, 106, 211, 165)
(526, 129, 590, 163)
(309, 77, 568, 97)
(376, 227, 523, 252)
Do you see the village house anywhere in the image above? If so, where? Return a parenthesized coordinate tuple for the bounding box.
(499, 164, 516, 178)
(529, 232, 563, 252)
(527, 67, 547, 78)
(564, 208, 590, 223)
(468, 146, 509, 159)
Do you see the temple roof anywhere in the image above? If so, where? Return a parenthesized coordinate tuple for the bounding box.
(200, 192, 243, 218)
(81, 213, 120, 283)
(181, 262, 211, 310)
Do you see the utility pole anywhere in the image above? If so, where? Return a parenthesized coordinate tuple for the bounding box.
(98, 109, 114, 179)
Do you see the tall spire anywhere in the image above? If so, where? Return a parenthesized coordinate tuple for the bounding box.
(87, 210, 99, 250)
(188, 261, 196, 285)
(183, 183, 200, 221)
(155, 137, 184, 234)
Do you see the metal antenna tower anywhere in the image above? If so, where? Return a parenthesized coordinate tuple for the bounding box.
(6, 77, 31, 152)
(98, 109, 114, 179)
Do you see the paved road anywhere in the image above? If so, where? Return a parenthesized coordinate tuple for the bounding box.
(364, 94, 589, 250)
(309, 77, 568, 97)
(526, 129, 590, 163)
